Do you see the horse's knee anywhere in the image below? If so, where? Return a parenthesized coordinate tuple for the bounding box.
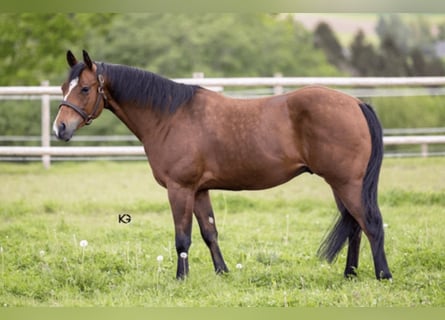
(175, 233, 192, 254)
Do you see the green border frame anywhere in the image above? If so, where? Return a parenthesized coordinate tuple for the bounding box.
(1, 0, 445, 318)
(1, 1, 445, 13)
(1, 307, 445, 320)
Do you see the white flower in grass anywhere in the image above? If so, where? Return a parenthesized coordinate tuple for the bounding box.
(157, 255, 164, 263)
(236, 263, 243, 270)
(79, 240, 88, 248)
(39, 250, 45, 257)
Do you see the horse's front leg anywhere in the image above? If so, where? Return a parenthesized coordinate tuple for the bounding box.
(167, 184, 195, 279)
(194, 190, 229, 274)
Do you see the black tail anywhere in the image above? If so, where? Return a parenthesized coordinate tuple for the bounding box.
(317, 102, 384, 263)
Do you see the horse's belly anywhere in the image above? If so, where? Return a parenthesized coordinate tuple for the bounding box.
(202, 160, 307, 191)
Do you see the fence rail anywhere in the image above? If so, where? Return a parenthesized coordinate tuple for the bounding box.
(1, 76, 445, 167)
(0, 146, 144, 156)
(1, 136, 445, 156)
(2, 76, 445, 96)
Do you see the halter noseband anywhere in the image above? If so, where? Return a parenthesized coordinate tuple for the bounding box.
(59, 72, 108, 126)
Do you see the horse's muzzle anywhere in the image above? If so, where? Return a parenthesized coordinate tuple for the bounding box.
(54, 122, 74, 142)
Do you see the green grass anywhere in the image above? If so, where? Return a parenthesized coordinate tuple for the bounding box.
(0, 158, 444, 306)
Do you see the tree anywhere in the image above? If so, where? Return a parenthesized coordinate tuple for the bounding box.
(349, 29, 380, 76)
(425, 57, 445, 76)
(437, 21, 445, 41)
(376, 14, 411, 55)
(89, 13, 341, 78)
(0, 13, 114, 85)
(409, 48, 445, 76)
(379, 35, 411, 76)
(409, 48, 428, 76)
(313, 22, 347, 71)
(407, 15, 435, 57)
(374, 14, 442, 76)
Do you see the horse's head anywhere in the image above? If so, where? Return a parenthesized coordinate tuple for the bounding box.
(53, 50, 107, 141)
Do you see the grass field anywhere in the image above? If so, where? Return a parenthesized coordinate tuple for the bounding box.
(0, 158, 444, 306)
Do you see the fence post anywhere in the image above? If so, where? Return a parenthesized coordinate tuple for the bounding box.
(421, 143, 428, 158)
(273, 73, 283, 95)
(193, 72, 204, 79)
(41, 80, 51, 169)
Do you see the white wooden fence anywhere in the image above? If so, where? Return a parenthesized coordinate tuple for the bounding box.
(1, 76, 445, 168)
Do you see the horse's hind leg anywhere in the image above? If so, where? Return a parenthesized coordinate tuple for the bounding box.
(333, 181, 391, 280)
(333, 194, 362, 278)
(194, 190, 229, 274)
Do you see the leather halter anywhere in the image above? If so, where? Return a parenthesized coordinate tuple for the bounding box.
(58, 72, 108, 126)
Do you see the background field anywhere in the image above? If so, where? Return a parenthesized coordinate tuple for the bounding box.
(0, 158, 444, 306)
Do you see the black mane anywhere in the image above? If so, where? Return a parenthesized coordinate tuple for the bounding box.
(100, 63, 200, 113)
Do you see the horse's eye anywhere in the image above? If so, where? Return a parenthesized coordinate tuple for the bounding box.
(81, 86, 90, 94)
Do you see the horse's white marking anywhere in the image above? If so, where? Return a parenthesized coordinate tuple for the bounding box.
(208, 217, 214, 225)
(64, 77, 79, 100)
(53, 77, 79, 137)
(52, 115, 60, 137)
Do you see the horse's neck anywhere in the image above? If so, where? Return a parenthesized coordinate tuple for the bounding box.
(106, 100, 145, 141)
(107, 98, 169, 146)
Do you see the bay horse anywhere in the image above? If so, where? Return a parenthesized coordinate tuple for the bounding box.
(53, 50, 392, 280)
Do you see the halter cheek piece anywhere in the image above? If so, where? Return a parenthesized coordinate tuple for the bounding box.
(58, 73, 108, 126)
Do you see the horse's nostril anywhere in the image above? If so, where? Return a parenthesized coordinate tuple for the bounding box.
(54, 122, 66, 140)
(56, 122, 73, 142)
(58, 122, 66, 134)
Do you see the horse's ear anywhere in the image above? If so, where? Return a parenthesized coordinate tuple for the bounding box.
(66, 50, 78, 68)
(82, 50, 93, 70)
